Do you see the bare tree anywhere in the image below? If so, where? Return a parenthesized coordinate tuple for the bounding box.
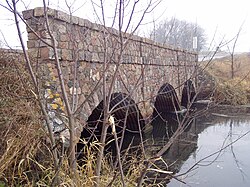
(150, 17, 207, 51)
(226, 22, 244, 79)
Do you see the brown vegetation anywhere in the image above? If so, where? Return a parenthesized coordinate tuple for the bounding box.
(207, 52, 250, 81)
(0, 59, 50, 185)
(206, 52, 250, 105)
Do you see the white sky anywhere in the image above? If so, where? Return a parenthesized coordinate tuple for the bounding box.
(0, 0, 249, 52)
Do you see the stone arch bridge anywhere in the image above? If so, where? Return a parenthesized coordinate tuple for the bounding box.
(22, 7, 198, 133)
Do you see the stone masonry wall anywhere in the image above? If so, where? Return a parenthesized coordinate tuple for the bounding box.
(22, 7, 198, 122)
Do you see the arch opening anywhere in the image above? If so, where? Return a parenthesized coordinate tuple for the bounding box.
(152, 83, 192, 139)
(77, 92, 145, 163)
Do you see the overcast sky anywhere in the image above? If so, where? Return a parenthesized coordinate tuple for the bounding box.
(0, 0, 249, 52)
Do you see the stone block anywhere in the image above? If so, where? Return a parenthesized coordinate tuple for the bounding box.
(56, 10, 70, 23)
(70, 87, 82, 95)
(47, 8, 56, 17)
(26, 19, 38, 32)
(92, 53, 99, 62)
(98, 52, 104, 62)
(33, 7, 55, 17)
(39, 38, 52, 47)
(58, 41, 68, 48)
(28, 32, 38, 40)
(61, 49, 72, 60)
(92, 23, 100, 31)
(27, 40, 37, 48)
(93, 45, 100, 52)
(40, 47, 50, 59)
(88, 45, 93, 52)
(107, 27, 118, 36)
(60, 34, 69, 42)
(40, 30, 50, 39)
(68, 42, 76, 50)
(40, 47, 62, 60)
(77, 42, 84, 49)
(84, 19, 92, 28)
(78, 18, 85, 26)
(78, 50, 85, 61)
(22, 9, 33, 20)
(131, 34, 141, 42)
(27, 48, 40, 59)
(34, 7, 44, 17)
(54, 22, 67, 34)
(37, 23, 46, 31)
(85, 51, 92, 62)
(71, 16, 79, 25)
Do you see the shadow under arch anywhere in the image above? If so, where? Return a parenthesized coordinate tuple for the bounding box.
(77, 92, 145, 163)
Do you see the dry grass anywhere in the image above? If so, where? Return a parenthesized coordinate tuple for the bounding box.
(75, 147, 146, 187)
(205, 52, 250, 105)
(207, 52, 250, 81)
(0, 59, 53, 185)
(214, 78, 250, 105)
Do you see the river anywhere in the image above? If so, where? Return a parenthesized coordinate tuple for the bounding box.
(168, 115, 250, 187)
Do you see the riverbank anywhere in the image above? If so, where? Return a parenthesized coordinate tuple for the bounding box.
(208, 104, 250, 116)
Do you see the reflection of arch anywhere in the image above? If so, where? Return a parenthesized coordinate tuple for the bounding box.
(181, 80, 196, 108)
(77, 92, 145, 161)
(152, 113, 179, 140)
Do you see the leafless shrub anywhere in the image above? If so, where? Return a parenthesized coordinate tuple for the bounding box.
(0, 59, 55, 185)
(214, 78, 250, 105)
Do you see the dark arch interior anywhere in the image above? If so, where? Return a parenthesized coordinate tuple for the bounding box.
(152, 82, 193, 139)
(77, 92, 145, 161)
(153, 83, 181, 118)
(87, 92, 145, 133)
(181, 79, 196, 108)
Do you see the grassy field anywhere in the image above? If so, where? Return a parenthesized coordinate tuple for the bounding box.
(206, 52, 250, 81)
(204, 52, 250, 105)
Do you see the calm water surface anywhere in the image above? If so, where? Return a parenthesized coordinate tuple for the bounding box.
(169, 118, 250, 187)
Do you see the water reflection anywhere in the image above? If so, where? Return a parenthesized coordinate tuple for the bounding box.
(147, 112, 197, 184)
(168, 116, 250, 187)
